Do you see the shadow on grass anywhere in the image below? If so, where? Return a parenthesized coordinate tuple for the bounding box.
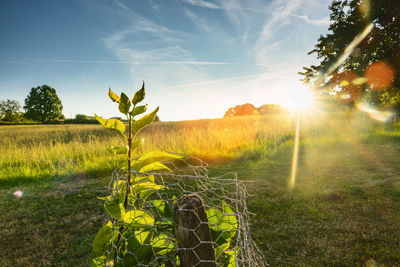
(209, 137, 400, 266)
(0, 165, 116, 189)
(0, 177, 108, 266)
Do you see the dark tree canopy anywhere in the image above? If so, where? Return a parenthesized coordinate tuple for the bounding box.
(300, 0, 400, 110)
(0, 99, 22, 122)
(24, 85, 63, 122)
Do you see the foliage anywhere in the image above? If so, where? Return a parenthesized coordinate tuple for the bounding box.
(300, 0, 399, 108)
(224, 103, 258, 118)
(0, 99, 22, 122)
(92, 82, 170, 266)
(75, 114, 89, 122)
(257, 104, 285, 115)
(92, 83, 239, 266)
(24, 85, 63, 122)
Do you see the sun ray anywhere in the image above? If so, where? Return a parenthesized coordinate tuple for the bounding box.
(289, 114, 301, 189)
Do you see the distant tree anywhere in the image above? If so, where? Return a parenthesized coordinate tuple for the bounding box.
(300, 0, 400, 109)
(0, 99, 22, 122)
(224, 103, 258, 118)
(24, 85, 63, 122)
(75, 114, 88, 122)
(257, 104, 284, 115)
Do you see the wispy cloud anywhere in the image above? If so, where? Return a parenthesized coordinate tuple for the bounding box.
(256, 0, 302, 44)
(254, 0, 326, 65)
(179, 0, 220, 9)
(295, 15, 330, 26)
(112, 0, 135, 16)
(184, 8, 212, 33)
(0, 58, 234, 65)
(219, 0, 250, 29)
(163, 73, 262, 90)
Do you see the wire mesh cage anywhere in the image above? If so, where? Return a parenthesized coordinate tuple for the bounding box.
(93, 155, 266, 267)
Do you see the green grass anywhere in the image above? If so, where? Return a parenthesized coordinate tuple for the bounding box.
(0, 112, 399, 266)
(212, 140, 400, 266)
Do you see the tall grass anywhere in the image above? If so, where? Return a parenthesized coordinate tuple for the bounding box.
(0, 125, 125, 186)
(1, 112, 399, 266)
(0, 112, 397, 187)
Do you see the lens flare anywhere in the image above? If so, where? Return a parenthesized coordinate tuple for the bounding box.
(365, 61, 395, 91)
(357, 102, 394, 122)
(358, 0, 371, 17)
(280, 86, 314, 111)
(289, 115, 300, 189)
(13, 190, 23, 198)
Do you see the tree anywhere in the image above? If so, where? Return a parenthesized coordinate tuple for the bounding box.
(257, 104, 284, 115)
(24, 85, 63, 122)
(0, 99, 22, 122)
(224, 103, 258, 118)
(300, 0, 400, 110)
(75, 114, 88, 122)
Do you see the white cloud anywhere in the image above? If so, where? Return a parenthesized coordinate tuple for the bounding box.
(179, 0, 220, 9)
(184, 8, 212, 33)
(296, 15, 330, 26)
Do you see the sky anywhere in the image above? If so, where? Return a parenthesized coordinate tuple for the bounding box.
(0, 0, 331, 121)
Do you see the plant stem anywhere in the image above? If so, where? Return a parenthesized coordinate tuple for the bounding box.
(114, 116, 133, 263)
(126, 116, 132, 203)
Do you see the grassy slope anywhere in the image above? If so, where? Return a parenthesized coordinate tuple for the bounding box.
(0, 114, 399, 266)
(212, 141, 400, 266)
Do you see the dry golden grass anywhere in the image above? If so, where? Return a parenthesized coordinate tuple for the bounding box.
(0, 112, 391, 187)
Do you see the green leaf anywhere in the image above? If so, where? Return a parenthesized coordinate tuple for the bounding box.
(215, 241, 230, 260)
(132, 107, 159, 134)
(91, 255, 107, 267)
(134, 230, 154, 262)
(94, 113, 125, 135)
(97, 195, 110, 201)
(207, 208, 223, 226)
(151, 233, 174, 255)
(134, 182, 165, 201)
(220, 201, 238, 236)
(108, 88, 120, 103)
(133, 174, 155, 183)
(124, 209, 155, 227)
(104, 194, 125, 220)
(207, 202, 237, 241)
(139, 162, 172, 173)
(118, 92, 131, 115)
(131, 139, 143, 152)
(130, 104, 148, 117)
(134, 182, 164, 194)
(107, 145, 128, 155)
(223, 249, 238, 267)
(210, 228, 229, 247)
(122, 230, 153, 266)
(132, 151, 182, 171)
(92, 221, 118, 258)
(132, 81, 146, 105)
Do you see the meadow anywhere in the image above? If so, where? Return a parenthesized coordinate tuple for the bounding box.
(0, 111, 399, 266)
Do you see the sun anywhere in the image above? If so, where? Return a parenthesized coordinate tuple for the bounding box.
(279, 86, 314, 111)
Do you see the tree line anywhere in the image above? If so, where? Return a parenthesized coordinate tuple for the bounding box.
(0, 85, 98, 124)
(0, 85, 63, 123)
(0, 85, 159, 124)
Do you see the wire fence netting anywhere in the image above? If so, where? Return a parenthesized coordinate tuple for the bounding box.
(98, 155, 266, 267)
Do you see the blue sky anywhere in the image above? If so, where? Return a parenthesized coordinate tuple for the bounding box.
(0, 0, 331, 121)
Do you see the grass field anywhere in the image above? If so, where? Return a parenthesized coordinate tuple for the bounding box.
(0, 111, 399, 266)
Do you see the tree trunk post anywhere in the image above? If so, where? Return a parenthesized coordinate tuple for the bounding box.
(173, 194, 216, 267)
